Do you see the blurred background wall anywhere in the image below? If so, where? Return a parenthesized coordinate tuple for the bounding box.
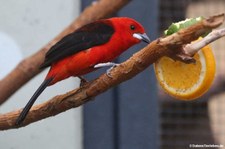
(0, 1, 82, 149)
(82, 1, 159, 149)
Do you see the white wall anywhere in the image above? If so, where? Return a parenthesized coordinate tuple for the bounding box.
(0, 1, 82, 149)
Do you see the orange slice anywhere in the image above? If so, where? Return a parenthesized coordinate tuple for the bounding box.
(154, 43, 216, 100)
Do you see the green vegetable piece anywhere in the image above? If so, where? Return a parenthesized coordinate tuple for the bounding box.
(164, 16, 210, 37)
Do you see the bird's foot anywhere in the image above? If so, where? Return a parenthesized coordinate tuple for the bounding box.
(94, 62, 119, 78)
(106, 64, 119, 78)
(78, 76, 95, 101)
(78, 76, 88, 87)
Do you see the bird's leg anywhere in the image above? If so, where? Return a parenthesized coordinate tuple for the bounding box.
(78, 76, 88, 87)
(78, 76, 95, 101)
(94, 62, 119, 78)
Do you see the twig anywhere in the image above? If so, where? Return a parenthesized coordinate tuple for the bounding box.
(0, 13, 224, 130)
(185, 28, 225, 56)
(0, 0, 131, 105)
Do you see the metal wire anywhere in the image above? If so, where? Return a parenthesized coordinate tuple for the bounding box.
(159, 0, 225, 148)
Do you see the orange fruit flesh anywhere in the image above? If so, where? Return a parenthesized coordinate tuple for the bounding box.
(154, 44, 216, 100)
(159, 54, 201, 90)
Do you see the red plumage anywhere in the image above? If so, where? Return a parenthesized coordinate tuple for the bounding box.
(46, 17, 146, 85)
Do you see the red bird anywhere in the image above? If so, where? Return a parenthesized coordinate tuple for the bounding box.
(16, 17, 150, 125)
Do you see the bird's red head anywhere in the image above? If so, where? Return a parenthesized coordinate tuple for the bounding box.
(108, 17, 150, 46)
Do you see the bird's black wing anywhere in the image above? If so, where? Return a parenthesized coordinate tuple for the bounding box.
(40, 20, 114, 69)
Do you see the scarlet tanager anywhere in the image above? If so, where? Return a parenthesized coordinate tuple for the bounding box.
(16, 17, 150, 125)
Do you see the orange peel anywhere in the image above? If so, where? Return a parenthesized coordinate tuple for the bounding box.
(154, 42, 216, 100)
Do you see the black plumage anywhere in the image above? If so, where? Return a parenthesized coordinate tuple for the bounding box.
(40, 20, 115, 69)
(15, 77, 53, 125)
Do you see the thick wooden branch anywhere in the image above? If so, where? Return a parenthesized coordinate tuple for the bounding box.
(0, 0, 130, 105)
(0, 14, 224, 130)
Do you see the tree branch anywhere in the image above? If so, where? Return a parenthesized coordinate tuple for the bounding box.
(184, 28, 225, 56)
(0, 0, 131, 105)
(0, 13, 224, 130)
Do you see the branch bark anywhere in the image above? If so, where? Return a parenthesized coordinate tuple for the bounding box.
(0, 0, 131, 105)
(184, 28, 225, 56)
(0, 14, 224, 130)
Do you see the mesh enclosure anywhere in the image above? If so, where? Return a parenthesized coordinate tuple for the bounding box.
(158, 0, 225, 148)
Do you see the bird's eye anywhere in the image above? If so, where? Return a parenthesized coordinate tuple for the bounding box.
(130, 25, 135, 30)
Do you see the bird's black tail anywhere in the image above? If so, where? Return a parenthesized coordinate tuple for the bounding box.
(15, 77, 53, 125)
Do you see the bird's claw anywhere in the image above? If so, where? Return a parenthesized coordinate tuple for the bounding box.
(94, 62, 119, 78)
(106, 64, 119, 78)
(78, 76, 88, 87)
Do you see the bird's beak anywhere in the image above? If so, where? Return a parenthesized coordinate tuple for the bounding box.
(133, 33, 150, 44)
